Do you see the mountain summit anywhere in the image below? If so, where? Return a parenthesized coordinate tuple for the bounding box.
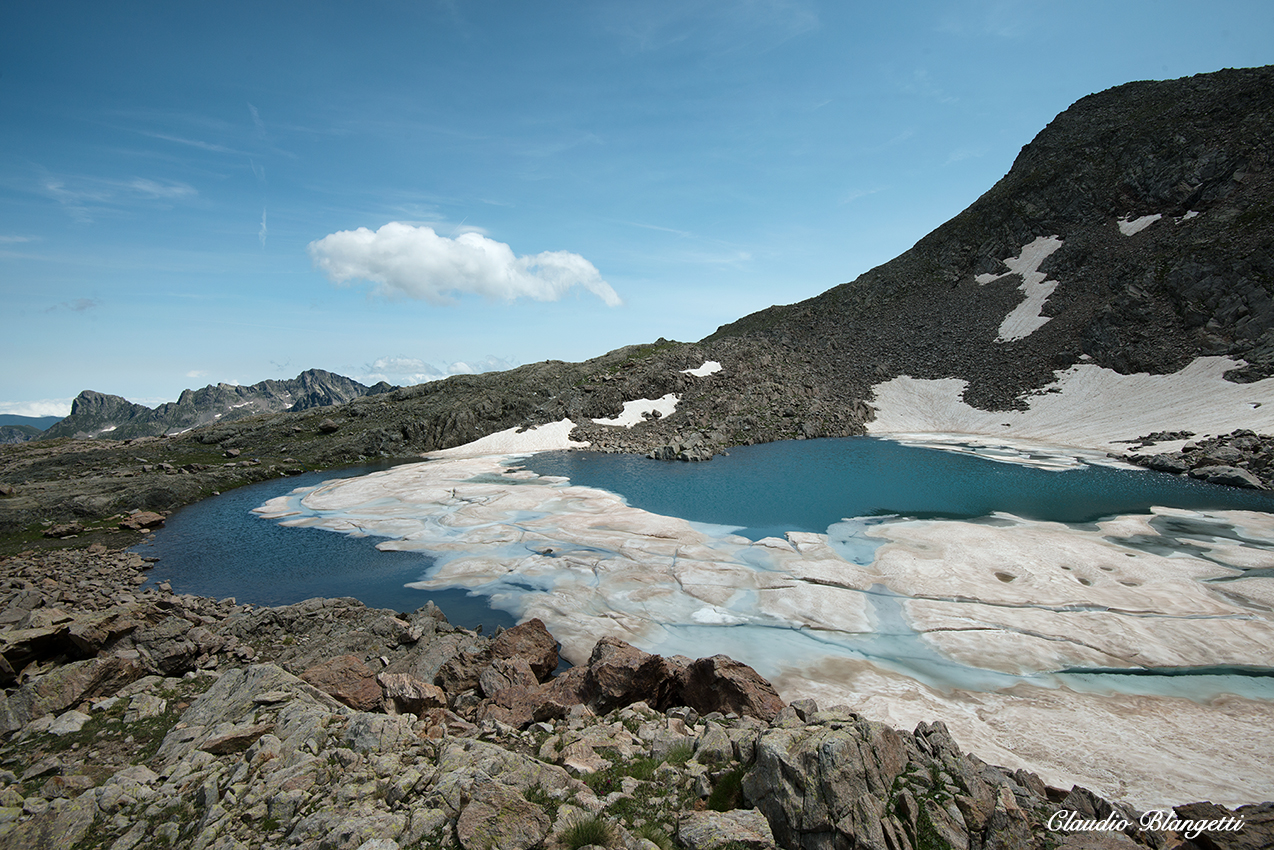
(40, 369, 392, 441)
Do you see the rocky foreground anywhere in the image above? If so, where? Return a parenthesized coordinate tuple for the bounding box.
(0, 548, 1269, 850)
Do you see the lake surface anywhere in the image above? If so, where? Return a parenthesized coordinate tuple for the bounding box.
(523, 437, 1274, 537)
(138, 436, 1274, 634)
(133, 462, 516, 631)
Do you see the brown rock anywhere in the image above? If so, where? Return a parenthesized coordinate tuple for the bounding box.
(584, 636, 687, 712)
(119, 511, 165, 531)
(300, 654, 382, 711)
(67, 607, 141, 655)
(434, 645, 493, 693)
(376, 671, 446, 715)
(492, 618, 559, 681)
(478, 657, 538, 698)
(682, 654, 786, 722)
(477, 667, 589, 728)
(0, 655, 144, 734)
(1173, 801, 1274, 850)
(44, 522, 85, 538)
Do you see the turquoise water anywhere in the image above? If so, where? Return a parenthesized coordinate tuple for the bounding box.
(522, 437, 1274, 538)
(133, 463, 516, 632)
(135, 437, 1274, 698)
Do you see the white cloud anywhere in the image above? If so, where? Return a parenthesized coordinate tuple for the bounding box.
(186, 370, 209, 378)
(41, 174, 198, 221)
(0, 235, 34, 244)
(259, 208, 268, 247)
(362, 354, 519, 387)
(0, 399, 73, 418)
(447, 355, 517, 375)
(308, 222, 622, 307)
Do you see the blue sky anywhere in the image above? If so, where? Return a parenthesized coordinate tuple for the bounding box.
(3, 1, 1273, 416)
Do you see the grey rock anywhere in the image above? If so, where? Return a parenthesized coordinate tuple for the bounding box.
(48, 709, 92, 735)
(456, 781, 550, 850)
(1190, 464, 1265, 488)
(679, 809, 777, 850)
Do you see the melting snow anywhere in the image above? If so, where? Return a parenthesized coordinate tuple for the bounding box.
(429, 419, 588, 458)
(976, 235, 1063, 342)
(1118, 213, 1162, 236)
(591, 393, 679, 428)
(681, 361, 723, 377)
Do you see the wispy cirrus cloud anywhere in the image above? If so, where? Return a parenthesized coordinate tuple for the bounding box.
(309, 222, 622, 307)
(41, 174, 197, 221)
(45, 297, 101, 313)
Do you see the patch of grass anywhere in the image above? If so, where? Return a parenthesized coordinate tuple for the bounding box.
(663, 742, 695, 766)
(559, 813, 616, 850)
(524, 784, 561, 819)
(634, 823, 677, 850)
(626, 756, 657, 781)
(706, 767, 745, 812)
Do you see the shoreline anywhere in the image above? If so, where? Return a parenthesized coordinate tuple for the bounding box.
(252, 430, 1274, 810)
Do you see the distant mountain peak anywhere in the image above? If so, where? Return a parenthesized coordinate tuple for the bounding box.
(40, 370, 393, 441)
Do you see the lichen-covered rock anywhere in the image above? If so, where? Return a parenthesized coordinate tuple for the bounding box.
(679, 809, 777, 850)
(456, 781, 550, 850)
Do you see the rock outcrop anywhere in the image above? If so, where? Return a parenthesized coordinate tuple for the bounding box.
(0, 546, 1269, 850)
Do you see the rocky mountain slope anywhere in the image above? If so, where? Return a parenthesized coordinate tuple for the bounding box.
(40, 370, 393, 442)
(0, 546, 1267, 850)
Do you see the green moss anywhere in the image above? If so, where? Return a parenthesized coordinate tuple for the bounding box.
(914, 802, 954, 850)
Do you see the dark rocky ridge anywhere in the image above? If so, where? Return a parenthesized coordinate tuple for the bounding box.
(41, 370, 394, 442)
(708, 65, 1274, 409)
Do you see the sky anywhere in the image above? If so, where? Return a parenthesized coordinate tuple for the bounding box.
(3, 1, 1273, 417)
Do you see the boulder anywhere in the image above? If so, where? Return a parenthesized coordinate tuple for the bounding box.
(455, 781, 550, 850)
(478, 657, 538, 698)
(434, 645, 494, 693)
(584, 636, 687, 712)
(301, 654, 382, 711)
(679, 809, 778, 850)
(44, 522, 85, 538)
(477, 670, 584, 729)
(1190, 465, 1264, 489)
(0, 655, 144, 734)
(1147, 453, 1189, 474)
(492, 618, 559, 681)
(132, 616, 200, 676)
(682, 655, 786, 722)
(376, 671, 446, 715)
(743, 718, 914, 850)
(118, 512, 165, 531)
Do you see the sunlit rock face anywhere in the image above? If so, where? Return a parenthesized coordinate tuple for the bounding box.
(256, 427, 1274, 810)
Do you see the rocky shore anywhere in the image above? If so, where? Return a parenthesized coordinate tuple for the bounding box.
(1122, 429, 1274, 489)
(0, 546, 1269, 850)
